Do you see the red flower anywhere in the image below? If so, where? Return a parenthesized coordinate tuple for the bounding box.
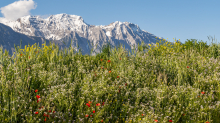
(44, 118, 47, 121)
(107, 60, 111, 63)
(102, 102, 104, 106)
(142, 114, 144, 116)
(206, 121, 210, 123)
(43, 113, 49, 117)
(20, 54, 22, 56)
(29, 56, 30, 59)
(187, 66, 189, 68)
(169, 120, 172, 122)
(119, 58, 121, 60)
(109, 71, 111, 73)
(101, 120, 103, 122)
(90, 115, 93, 117)
(93, 110, 95, 113)
(36, 95, 40, 99)
(154, 119, 158, 122)
(37, 99, 40, 103)
(125, 83, 127, 86)
(35, 89, 38, 93)
(117, 76, 119, 78)
(101, 59, 103, 61)
(86, 103, 91, 107)
(201, 91, 205, 94)
(96, 103, 100, 106)
(35, 112, 38, 114)
(85, 114, 89, 117)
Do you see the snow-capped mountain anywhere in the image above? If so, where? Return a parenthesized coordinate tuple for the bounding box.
(0, 13, 174, 56)
(0, 14, 89, 40)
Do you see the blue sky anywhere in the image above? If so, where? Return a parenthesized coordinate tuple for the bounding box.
(0, 0, 219, 47)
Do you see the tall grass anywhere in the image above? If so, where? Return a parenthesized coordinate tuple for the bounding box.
(0, 35, 219, 123)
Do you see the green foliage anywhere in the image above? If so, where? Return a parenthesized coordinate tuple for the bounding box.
(101, 41, 112, 57)
(1, 36, 220, 123)
(179, 38, 220, 60)
(208, 43, 219, 59)
(95, 41, 112, 59)
(181, 39, 210, 53)
(206, 36, 220, 59)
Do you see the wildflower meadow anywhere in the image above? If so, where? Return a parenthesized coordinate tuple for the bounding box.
(0, 36, 219, 123)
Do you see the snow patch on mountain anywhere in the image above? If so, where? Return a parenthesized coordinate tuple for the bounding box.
(106, 31, 111, 37)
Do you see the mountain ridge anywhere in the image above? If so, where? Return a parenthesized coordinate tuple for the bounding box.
(0, 13, 175, 57)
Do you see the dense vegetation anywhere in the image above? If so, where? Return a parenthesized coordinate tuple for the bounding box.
(0, 36, 219, 123)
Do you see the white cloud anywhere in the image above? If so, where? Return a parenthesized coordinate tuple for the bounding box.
(0, 0, 37, 21)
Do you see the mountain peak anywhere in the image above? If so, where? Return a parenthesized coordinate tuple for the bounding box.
(112, 21, 136, 26)
(47, 13, 82, 20)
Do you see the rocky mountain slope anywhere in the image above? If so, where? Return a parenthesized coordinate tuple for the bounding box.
(0, 23, 68, 58)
